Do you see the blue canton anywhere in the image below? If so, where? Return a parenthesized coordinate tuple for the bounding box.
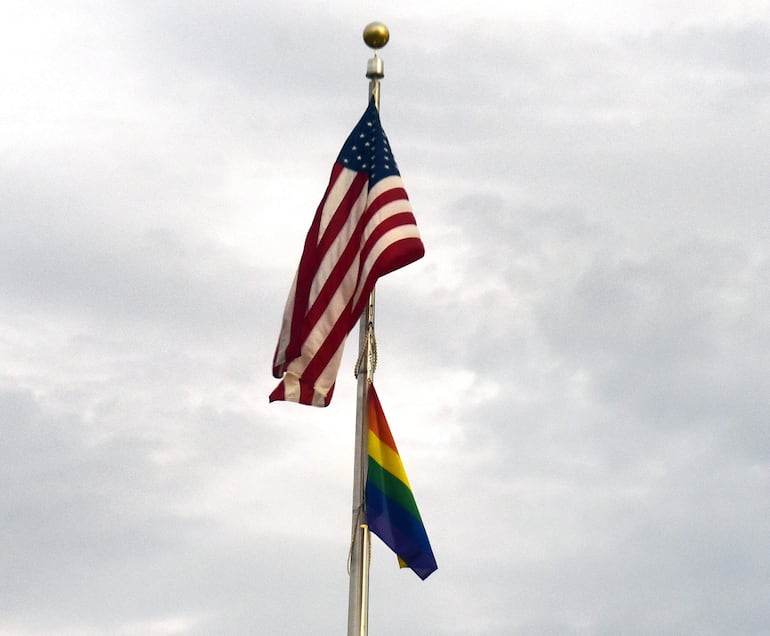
(337, 99, 401, 189)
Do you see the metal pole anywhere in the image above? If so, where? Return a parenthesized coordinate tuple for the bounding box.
(347, 21, 389, 636)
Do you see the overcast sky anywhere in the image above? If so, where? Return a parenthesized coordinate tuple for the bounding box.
(2, 1, 769, 635)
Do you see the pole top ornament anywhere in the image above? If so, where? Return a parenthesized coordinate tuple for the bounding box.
(363, 22, 389, 49)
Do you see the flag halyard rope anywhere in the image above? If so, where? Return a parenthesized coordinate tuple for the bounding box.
(353, 320, 378, 379)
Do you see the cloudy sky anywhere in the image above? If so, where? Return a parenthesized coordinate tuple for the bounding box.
(2, 1, 769, 634)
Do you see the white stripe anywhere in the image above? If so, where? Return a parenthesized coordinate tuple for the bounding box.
(368, 175, 406, 201)
(312, 391, 327, 407)
(283, 373, 300, 402)
(273, 270, 298, 372)
(308, 177, 368, 309)
(318, 168, 359, 235)
(361, 197, 414, 246)
(282, 337, 345, 404)
(312, 256, 360, 332)
(309, 188, 366, 307)
(313, 340, 346, 400)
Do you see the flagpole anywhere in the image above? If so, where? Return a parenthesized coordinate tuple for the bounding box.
(348, 21, 389, 636)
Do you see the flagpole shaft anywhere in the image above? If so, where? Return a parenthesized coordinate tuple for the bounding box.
(348, 294, 373, 636)
(348, 22, 388, 636)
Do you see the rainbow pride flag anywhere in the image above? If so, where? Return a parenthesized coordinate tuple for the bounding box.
(365, 384, 437, 580)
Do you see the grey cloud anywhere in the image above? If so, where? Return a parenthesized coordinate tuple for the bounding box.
(3, 2, 770, 635)
(638, 21, 770, 75)
(540, 238, 770, 447)
(0, 385, 347, 634)
(0, 181, 279, 340)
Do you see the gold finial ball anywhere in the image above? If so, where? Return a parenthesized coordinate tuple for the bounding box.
(363, 22, 390, 49)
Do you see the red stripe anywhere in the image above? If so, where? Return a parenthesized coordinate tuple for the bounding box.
(299, 294, 355, 385)
(316, 170, 368, 255)
(299, 381, 315, 405)
(350, 237, 424, 322)
(367, 386, 398, 452)
(268, 382, 285, 403)
(360, 211, 421, 277)
(367, 187, 409, 216)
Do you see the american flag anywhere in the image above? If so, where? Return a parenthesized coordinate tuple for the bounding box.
(270, 99, 424, 407)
